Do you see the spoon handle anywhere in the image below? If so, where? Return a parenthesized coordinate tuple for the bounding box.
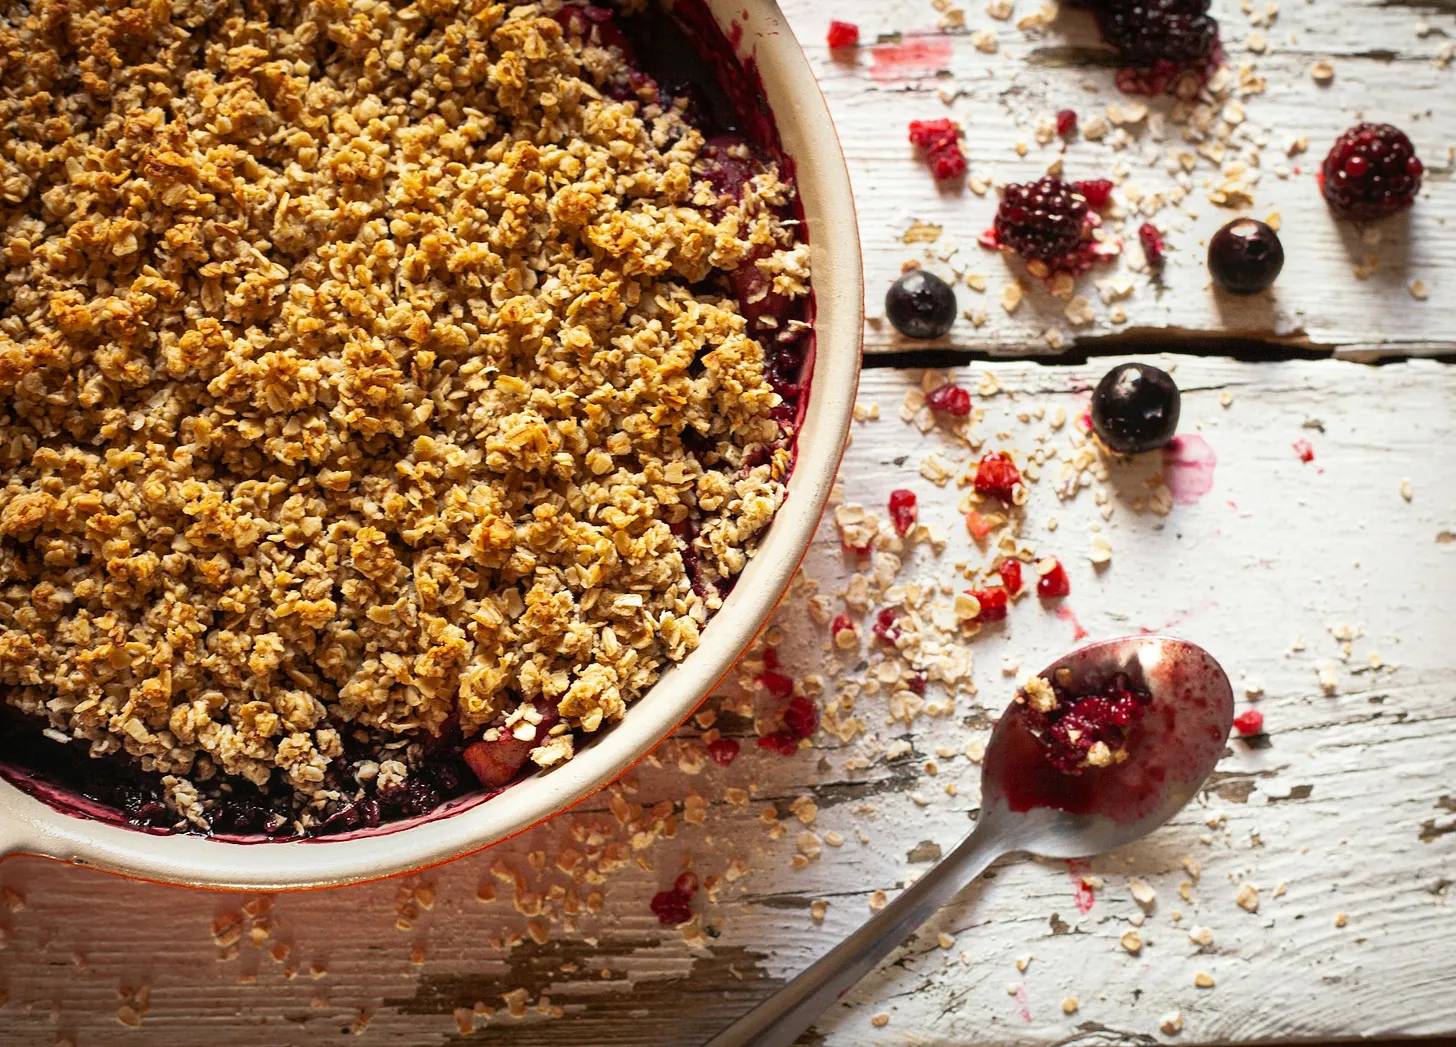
(703, 818, 1009, 1047)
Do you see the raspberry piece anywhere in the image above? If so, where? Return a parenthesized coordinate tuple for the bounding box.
(908, 119, 967, 182)
(1037, 560, 1071, 599)
(1138, 222, 1166, 268)
(965, 510, 993, 543)
(1056, 109, 1078, 138)
(997, 559, 1023, 596)
(974, 451, 1022, 503)
(1319, 123, 1424, 220)
(1024, 671, 1153, 774)
(758, 669, 794, 699)
(826, 20, 860, 49)
(925, 382, 972, 417)
(1095, 0, 1221, 96)
(675, 871, 699, 895)
(830, 613, 854, 636)
(872, 607, 901, 645)
(707, 738, 741, 765)
(783, 696, 819, 739)
(756, 732, 800, 756)
(1074, 178, 1114, 209)
(888, 488, 918, 537)
(993, 177, 1093, 272)
(1292, 439, 1315, 463)
(650, 884, 695, 925)
(1233, 709, 1264, 736)
(968, 586, 1009, 621)
(907, 672, 928, 696)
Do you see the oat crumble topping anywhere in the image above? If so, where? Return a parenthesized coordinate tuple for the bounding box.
(0, 0, 808, 833)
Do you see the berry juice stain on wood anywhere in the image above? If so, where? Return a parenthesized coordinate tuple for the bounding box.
(1162, 434, 1218, 505)
(869, 36, 953, 81)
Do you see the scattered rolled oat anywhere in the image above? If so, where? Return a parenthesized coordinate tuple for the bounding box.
(1194, 971, 1216, 989)
(1062, 996, 1080, 1015)
(1120, 929, 1144, 955)
(1235, 882, 1260, 912)
(1161, 1009, 1185, 1035)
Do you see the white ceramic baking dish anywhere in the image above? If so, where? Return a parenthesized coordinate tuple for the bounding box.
(0, 0, 862, 890)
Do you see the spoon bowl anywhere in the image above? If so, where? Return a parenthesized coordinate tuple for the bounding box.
(706, 634, 1234, 1047)
(979, 634, 1234, 859)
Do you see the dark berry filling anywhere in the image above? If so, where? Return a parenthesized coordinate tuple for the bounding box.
(1021, 671, 1153, 774)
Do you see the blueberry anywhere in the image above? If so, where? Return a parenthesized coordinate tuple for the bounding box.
(886, 269, 956, 340)
(1208, 218, 1284, 294)
(1091, 363, 1181, 454)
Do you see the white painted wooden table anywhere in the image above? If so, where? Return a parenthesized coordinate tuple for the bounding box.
(3, 1, 1455, 1044)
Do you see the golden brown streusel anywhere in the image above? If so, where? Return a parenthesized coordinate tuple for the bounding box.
(0, 0, 807, 830)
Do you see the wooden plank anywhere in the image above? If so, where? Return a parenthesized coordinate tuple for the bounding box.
(783, 0, 1456, 358)
(3, 357, 1454, 1046)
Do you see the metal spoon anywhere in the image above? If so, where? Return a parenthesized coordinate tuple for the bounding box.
(705, 634, 1233, 1047)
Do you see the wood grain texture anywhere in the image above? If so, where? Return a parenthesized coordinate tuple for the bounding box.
(3, 0, 1456, 1044)
(3, 359, 1455, 1046)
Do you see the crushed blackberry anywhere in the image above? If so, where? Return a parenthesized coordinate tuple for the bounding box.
(1319, 122, 1424, 220)
(1092, 0, 1222, 96)
(993, 177, 1095, 273)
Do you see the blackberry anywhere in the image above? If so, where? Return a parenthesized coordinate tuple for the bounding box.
(993, 177, 1091, 271)
(1319, 123, 1424, 221)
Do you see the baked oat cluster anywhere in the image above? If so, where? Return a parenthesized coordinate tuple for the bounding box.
(0, 0, 809, 832)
